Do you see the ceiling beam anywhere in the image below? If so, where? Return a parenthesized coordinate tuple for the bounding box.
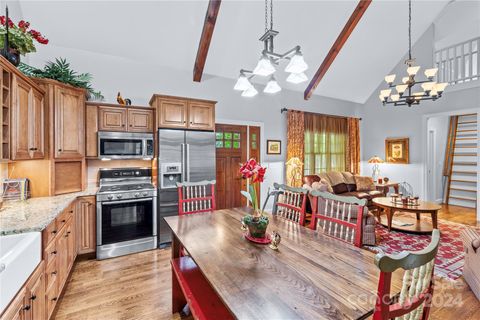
(193, 0, 222, 82)
(304, 0, 372, 100)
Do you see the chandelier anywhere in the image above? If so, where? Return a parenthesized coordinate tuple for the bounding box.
(234, 0, 308, 97)
(379, 0, 447, 107)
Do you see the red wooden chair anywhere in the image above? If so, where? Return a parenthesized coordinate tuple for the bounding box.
(373, 229, 440, 320)
(309, 190, 367, 247)
(177, 180, 216, 215)
(271, 183, 308, 225)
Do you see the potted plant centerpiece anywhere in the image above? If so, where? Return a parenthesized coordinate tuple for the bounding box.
(0, 10, 48, 66)
(240, 159, 269, 240)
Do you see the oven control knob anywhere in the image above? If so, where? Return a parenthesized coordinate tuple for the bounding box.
(134, 192, 140, 197)
(142, 192, 148, 197)
(116, 194, 123, 199)
(107, 195, 113, 200)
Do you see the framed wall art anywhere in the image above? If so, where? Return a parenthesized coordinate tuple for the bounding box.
(267, 140, 281, 155)
(385, 137, 409, 164)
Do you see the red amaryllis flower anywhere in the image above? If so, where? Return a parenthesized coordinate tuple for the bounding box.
(239, 158, 267, 182)
(0, 16, 14, 28)
(36, 36, 48, 44)
(253, 165, 266, 183)
(18, 20, 30, 30)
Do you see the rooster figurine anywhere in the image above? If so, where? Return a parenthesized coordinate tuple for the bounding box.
(269, 231, 281, 250)
(117, 92, 126, 105)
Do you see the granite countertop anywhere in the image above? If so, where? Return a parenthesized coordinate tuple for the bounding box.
(0, 187, 98, 236)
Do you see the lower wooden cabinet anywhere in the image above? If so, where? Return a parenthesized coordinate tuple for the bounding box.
(0, 262, 45, 320)
(76, 197, 96, 254)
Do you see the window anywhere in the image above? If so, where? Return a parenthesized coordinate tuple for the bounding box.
(304, 131, 347, 175)
(435, 37, 479, 85)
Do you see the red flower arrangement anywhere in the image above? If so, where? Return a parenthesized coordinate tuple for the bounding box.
(0, 16, 48, 55)
(239, 158, 267, 211)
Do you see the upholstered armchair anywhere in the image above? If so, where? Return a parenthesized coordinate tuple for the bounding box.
(461, 227, 480, 301)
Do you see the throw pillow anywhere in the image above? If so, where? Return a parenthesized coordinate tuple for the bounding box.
(312, 181, 329, 192)
(354, 175, 376, 191)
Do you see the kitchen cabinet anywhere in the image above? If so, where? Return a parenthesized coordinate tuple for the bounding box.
(98, 106, 126, 131)
(128, 108, 154, 132)
(0, 262, 45, 320)
(150, 94, 216, 131)
(10, 75, 45, 160)
(188, 101, 214, 130)
(54, 85, 85, 159)
(76, 197, 96, 254)
(85, 104, 98, 158)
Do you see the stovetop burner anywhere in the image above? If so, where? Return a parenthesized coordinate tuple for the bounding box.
(98, 183, 155, 193)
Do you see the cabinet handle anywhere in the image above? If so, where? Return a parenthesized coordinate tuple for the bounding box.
(51, 250, 57, 255)
(52, 297, 58, 302)
(69, 210, 73, 213)
(29, 147, 35, 151)
(61, 219, 66, 223)
(52, 230, 57, 234)
(30, 295, 36, 301)
(51, 271, 57, 275)
(58, 149, 62, 152)
(23, 305, 31, 311)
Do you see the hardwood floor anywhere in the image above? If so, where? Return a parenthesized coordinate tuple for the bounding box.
(54, 204, 479, 320)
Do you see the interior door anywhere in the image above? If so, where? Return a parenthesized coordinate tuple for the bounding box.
(215, 124, 247, 209)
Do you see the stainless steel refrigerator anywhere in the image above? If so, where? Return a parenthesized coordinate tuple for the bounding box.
(157, 129, 215, 245)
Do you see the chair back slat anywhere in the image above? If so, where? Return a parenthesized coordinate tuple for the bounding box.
(271, 183, 308, 225)
(373, 229, 440, 320)
(177, 180, 216, 215)
(309, 190, 366, 247)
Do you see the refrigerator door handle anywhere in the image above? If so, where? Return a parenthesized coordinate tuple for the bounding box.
(181, 143, 186, 182)
(186, 143, 190, 182)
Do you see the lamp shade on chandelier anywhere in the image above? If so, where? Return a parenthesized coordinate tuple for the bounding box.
(379, 0, 447, 107)
(234, 0, 308, 97)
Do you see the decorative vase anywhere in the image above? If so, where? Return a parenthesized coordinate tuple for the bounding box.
(243, 212, 269, 239)
(1, 48, 20, 67)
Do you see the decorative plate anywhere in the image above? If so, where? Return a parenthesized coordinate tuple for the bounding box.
(244, 233, 272, 244)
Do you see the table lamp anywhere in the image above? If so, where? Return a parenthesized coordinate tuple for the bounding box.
(367, 156, 384, 181)
(285, 157, 303, 187)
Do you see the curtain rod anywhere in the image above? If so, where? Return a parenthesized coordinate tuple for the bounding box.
(280, 108, 362, 121)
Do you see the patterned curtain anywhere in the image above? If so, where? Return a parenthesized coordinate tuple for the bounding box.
(286, 110, 305, 187)
(304, 114, 348, 175)
(346, 117, 360, 174)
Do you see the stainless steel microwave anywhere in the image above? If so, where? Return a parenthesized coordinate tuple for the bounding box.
(98, 132, 154, 160)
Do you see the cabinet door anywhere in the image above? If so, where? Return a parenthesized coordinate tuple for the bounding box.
(188, 101, 215, 130)
(44, 283, 57, 320)
(66, 219, 76, 270)
(127, 108, 153, 132)
(98, 106, 127, 131)
(27, 262, 46, 320)
(0, 288, 27, 320)
(11, 75, 32, 160)
(54, 86, 85, 159)
(76, 197, 96, 254)
(158, 99, 188, 128)
(56, 228, 68, 289)
(30, 89, 45, 159)
(85, 104, 98, 157)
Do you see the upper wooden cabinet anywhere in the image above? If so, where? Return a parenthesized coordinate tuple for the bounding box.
(128, 108, 154, 132)
(11, 74, 45, 160)
(150, 94, 216, 131)
(54, 85, 85, 159)
(98, 106, 127, 131)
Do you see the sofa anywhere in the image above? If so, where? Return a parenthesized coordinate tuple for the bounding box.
(303, 172, 383, 246)
(461, 227, 480, 301)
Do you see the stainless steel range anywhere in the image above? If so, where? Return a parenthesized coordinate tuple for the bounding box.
(96, 168, 157, 260)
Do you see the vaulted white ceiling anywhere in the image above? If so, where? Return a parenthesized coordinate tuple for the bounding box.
(15, 0, 451, 103)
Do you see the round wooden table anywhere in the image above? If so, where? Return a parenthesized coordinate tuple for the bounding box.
(372, 197, 442, 234)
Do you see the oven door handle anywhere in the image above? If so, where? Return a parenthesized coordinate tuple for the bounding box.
(101, 198, 154, 205)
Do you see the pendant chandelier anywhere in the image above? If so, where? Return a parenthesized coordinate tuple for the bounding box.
(379, 0, 447, 107)
(234, 0, 308, 97)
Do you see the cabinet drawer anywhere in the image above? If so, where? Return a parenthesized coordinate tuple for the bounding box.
(42, 220, 58, 248)
(45, 283, 58, 320)
(44, 240, 58, 267)
(56, 206, 74, 230)
(45, 258, 58, 292)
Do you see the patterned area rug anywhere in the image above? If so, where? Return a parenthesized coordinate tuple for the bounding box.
(369, 218, 479, 280)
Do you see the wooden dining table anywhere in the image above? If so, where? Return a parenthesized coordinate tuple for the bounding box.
(165, 207, 403, 320)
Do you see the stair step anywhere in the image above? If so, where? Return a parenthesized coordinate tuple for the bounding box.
(455, 138, 477, 141)
(456, 130, 477, 133)
(449, 195, 477, 201)
(452, 162, 477, 166)
(458, 121, 477, 124)
(455, 145, 477, 148)
(451, 178, 477, 183)
(453, 153, 477, 156)
(452, 171, 477, 174)
(450, 187, 477, 192)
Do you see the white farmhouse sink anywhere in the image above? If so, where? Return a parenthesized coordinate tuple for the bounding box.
(0, 232, 41, 314)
